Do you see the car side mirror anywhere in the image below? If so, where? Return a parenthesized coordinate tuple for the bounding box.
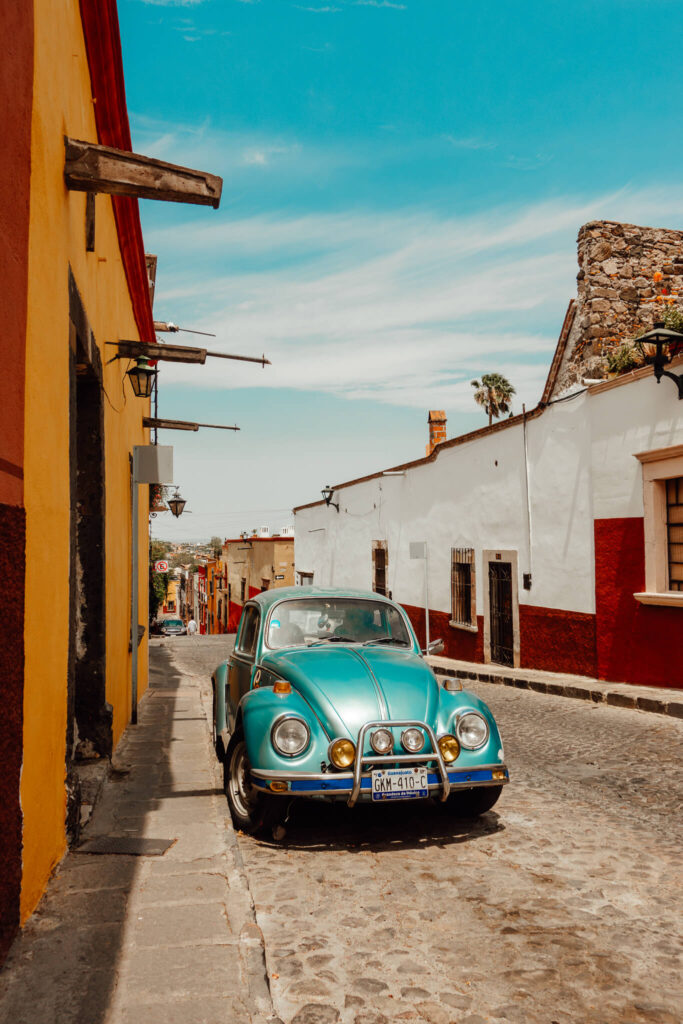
(424, 638, 444, 656)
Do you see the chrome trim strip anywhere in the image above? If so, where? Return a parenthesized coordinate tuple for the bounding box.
(349, 719, 451, 808)
(349, 649, 388, 720)
(250, 762, 507, 781)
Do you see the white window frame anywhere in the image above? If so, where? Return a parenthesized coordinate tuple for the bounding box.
(634, 443, 683, 607)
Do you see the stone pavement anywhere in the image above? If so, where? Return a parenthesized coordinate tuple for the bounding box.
(0, 638, 277, 1024)
(428, 654, 683, 718)
(2, 637, 682, 1024)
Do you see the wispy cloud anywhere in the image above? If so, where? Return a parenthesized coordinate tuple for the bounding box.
(140, 0, 206, 6)
(444, 134, 497, 152)
(145, 187, 683, 411)
(354, 0, 407, 8)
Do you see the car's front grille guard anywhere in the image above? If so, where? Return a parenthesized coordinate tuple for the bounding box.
(348, 719, 451, 808)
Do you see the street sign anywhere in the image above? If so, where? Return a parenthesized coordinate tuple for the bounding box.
(154, 560, 168, 573)
(274, 574, 285, 580)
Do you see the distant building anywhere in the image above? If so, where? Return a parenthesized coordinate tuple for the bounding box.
(219, 531, 295, 632)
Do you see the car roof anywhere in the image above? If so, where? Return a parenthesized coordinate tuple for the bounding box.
(248, 586, 396, 613)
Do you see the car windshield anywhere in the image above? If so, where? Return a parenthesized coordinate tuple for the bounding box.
(266, 598, 412, 650)
(165, 620, 183, 628)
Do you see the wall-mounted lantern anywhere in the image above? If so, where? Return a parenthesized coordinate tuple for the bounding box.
(126, 355, 157, 398)
(638, 321, 683, 399)
(321, 485, 339, 512)
(167, 489, 187, 518)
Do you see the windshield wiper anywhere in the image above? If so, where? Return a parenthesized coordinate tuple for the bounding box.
(308, 635, 357, 646)
(362, 636, 411, 647)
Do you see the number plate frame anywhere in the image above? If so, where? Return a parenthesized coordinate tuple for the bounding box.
(371, 766, 428, 801)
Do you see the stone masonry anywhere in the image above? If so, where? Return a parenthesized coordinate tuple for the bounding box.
(556, 219, 683, 392)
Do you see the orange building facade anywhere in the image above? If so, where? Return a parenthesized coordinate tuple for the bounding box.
(0, 0, 155, 961)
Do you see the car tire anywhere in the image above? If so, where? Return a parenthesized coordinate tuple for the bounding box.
(224, 735, 284, 835)
(444, 784, 503, 818)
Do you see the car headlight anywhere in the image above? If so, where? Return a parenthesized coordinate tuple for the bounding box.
(456, 712, 489, 749)
(271, 716, 310, 757)
(437, 734, 460, 763)
(329, 738, 355, 769)
(370, 728, 393, 755)
(401, 728, 425, 753)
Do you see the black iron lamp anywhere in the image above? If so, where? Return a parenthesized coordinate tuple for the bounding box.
(126, 355, 158, 398)
(638, 321, 683, 399)
(167, 488, 187, 518)
(321, 485, 339, 512)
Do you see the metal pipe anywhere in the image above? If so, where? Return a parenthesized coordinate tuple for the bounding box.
(131, 456, 139, 724)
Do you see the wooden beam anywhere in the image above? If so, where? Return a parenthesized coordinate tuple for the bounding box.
(113, 340, 207, 364)
(143, 418, 240, 432)
(108, 340, 270, 366)
(145, 254, 158, 309)
(64, 137, 223, 208)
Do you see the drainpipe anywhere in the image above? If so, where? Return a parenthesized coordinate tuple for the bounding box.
(522, 404, 533, 588)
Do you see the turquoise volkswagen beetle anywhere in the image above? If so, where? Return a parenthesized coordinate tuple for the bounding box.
(211, 587, 508, 834)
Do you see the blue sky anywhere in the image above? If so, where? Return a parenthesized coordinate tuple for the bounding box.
(119, 0, 683, 540)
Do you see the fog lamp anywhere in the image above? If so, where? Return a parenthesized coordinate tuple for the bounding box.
(438, 734, 460, 763)
(329, 738, 355, 769)
(370, 728, 393, 755)
(401, 728, 425, 753)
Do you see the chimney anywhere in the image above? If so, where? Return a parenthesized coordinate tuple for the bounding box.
(426, 410, 447, 456)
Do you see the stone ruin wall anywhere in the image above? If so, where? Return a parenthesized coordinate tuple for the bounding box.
(555, 220, 683, 393)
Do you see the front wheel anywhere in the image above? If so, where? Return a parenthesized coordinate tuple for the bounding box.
(443, 784, 503, 818)
(224, 736, 284, 835)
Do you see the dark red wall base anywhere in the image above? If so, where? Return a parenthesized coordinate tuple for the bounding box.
(595, 517, 683, 688)
(0, 505, 26, 964)
(402, 601, 596, 677)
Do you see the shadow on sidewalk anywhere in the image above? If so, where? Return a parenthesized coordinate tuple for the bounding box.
(0, 646, 190, 1024)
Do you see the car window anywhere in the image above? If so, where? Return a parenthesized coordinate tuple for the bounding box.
(266, 598, 411, 649)
(237, 606, 260, 656)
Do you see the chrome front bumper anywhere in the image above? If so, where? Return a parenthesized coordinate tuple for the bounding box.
(251, 718, 509, 806)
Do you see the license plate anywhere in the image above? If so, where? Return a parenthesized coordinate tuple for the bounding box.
(371, 767, 428, 801)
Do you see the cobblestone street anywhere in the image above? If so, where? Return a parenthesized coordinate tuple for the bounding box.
(1, 637, 680, 1024)
(170, 637, 683, 1024)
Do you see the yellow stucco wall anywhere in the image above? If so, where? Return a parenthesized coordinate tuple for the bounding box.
(21, 0, 150, 921)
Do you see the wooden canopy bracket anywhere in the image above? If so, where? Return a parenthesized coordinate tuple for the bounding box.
(143, 418, 240, 432)
(64, 137, 223, 208)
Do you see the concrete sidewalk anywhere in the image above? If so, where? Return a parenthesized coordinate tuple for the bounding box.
(0, 643, 278, 1024)
(427, 654, 683, 718)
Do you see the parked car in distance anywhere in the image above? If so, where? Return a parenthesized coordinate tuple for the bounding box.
(160, 618, 187, 636)
(211, 586, 508, 835)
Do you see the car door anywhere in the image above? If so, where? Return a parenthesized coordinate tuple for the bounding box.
(227, 604, 261, 728)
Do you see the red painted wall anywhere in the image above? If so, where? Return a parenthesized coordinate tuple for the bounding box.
(595, 517, 683, 688)
(403, 601, 596, 677)
(519, 605, 596, 678)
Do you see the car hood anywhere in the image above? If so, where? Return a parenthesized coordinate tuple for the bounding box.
(260, 645, 439, 740)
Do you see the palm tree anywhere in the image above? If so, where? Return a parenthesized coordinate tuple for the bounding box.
(470, 373, 516, 427)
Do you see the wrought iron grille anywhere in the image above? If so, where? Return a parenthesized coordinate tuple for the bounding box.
(666, 477, 683, 591)
(488, 561, 514, 667)
(451, 548, 474, 625)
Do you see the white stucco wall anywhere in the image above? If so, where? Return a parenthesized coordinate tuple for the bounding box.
(294, 374, 683, 619)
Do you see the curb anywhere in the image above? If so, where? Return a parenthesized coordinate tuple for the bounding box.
(433, 666, 683, 719)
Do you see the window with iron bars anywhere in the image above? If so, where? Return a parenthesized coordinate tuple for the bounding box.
(451, 547, 476, 628)
(666, 477, 683, 591)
